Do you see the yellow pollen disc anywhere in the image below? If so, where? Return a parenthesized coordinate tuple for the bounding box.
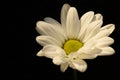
(63, 40, 83, 55)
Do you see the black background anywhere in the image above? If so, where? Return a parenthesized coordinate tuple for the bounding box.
(7, 0, 120, 80)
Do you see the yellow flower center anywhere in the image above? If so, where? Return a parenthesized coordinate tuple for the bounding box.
(63, 40, 83, 55)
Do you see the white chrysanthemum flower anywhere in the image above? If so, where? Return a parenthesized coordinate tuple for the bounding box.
(36, 4, 115, 72)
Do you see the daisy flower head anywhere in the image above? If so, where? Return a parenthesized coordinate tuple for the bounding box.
(36, 4, 115, 72)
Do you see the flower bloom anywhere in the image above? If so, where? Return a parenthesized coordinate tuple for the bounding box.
(36, 4, 115, 72)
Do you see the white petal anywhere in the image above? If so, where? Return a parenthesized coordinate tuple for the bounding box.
(81, 38, 97, 49)
(93, 30, 110, 39)
(93, 13, 103, 21)
(44, 17, 68, 41)
(78, 11, 94, 40)
(37, 50, 44, 56)
(78, 53, 98, 59)
(66, 7, 80, 39)
(80, 11, 94, 26)
(61, 4, 70, 28)
(70, 59, 87, 72)
(100, 24, 115, 34)
(53, 56, 64, 65)
(86, 48, 102, 54)
(36, 21, 66, 43)
(36, 36, 62, 47)
(98, 47, 115, 56)
(44, 17, 61, 27)
(93, 24, 115, 39)
(96, 37, 114, 48)
(39, 45, 65, 59)
(78, 47, 102, 59)
(95, 14, 103, 20)
(60, 63, 69, 72)
(82, 20, 103, 42)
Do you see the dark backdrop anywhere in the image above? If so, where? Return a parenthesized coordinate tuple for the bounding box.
(7, 0, 120, 80)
